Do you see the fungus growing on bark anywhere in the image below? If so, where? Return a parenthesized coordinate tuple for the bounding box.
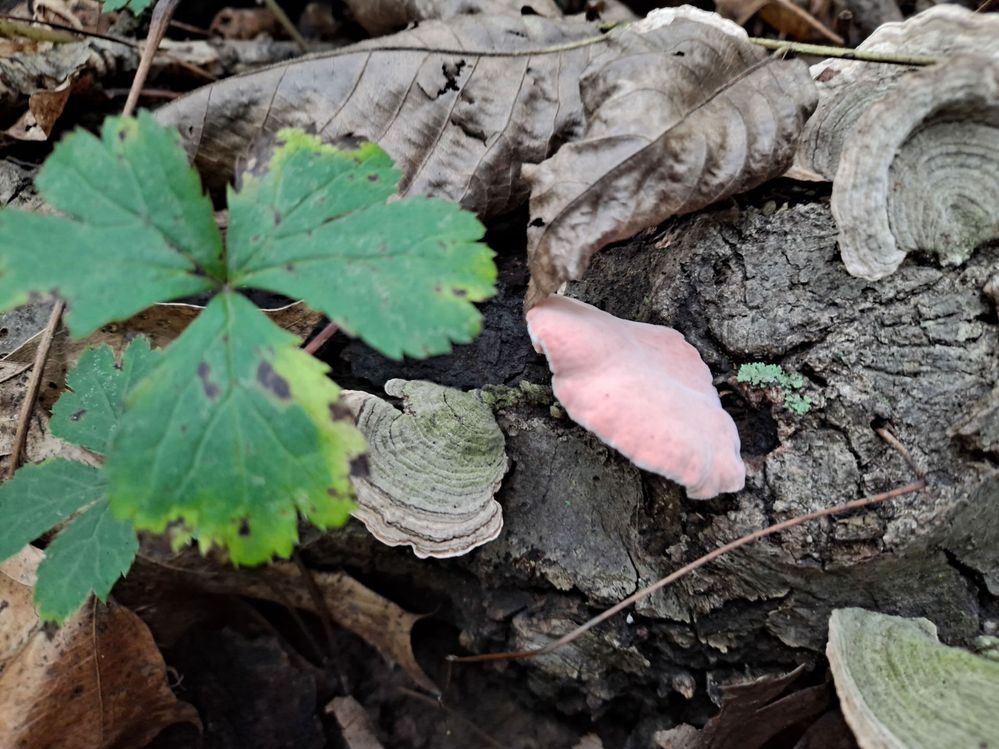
(526, 295, 745, 499)
(340, 379, 507, 558)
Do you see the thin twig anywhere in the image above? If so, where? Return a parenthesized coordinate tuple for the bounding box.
(292, 549, 340, 664)
(6, 301, 64, 479)
(749, 37, 939, 65)
(259, 0, 309, 54)
(768, 0, 844, 45)
(397, 688, 506, 749)
(122, 0, 180, 117)
(0, 17, 79, 43)
(303, 321, 339, 355)
(448, 478, 926, 664)
(876, 427, 925, 479)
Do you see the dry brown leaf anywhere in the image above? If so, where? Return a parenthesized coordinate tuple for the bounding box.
(155, 14, 604, 217)
(139, 546, 439, 693)
(0, 547, 200, 748)
(654, 666, 829, 749)
(523, 8, 817, 305)
(343, 0, 562, 36)
(327, 696, 387, 749)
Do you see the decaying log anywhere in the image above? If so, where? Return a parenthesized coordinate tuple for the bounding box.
(303, 196, 997, 740)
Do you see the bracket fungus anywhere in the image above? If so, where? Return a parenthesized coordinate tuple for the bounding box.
(526, 295, 745, 499)
(340, 379, 507, 559)
(827, 608, 999, 748)
(831, 56, 999, 280)
(795, 5, 999, 181)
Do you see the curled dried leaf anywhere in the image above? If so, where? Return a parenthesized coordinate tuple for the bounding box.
(342, 379, 507, 558)
(524, 8, 817, 305)
(831, 56, 999, 280)
(156, 15, 603, 218)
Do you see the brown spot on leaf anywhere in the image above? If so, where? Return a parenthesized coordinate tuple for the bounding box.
(453, 288, 467, 298)
(197, 361, 220, 400)
(238, 519, 251, 537)
(70, 409, 87, 422)
(349, 454, 370, 478)
(256, 361, 291, 399)
(367, 173, 379, 182)
(816, 67, 839, 83)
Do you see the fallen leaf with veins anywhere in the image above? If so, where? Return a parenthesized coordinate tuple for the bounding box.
(155, 14, 605, 216)
(0, 546, 200, 748)
(524, 7, 817, 305)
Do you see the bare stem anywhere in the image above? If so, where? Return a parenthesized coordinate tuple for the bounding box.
(750, 37, 939, 65)
(260, 0, 309, 54)
(122, 0, 180, 117)
(6, 301, 64, 479)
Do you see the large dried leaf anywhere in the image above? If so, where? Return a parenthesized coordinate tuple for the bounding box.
(155, 14, 604, 218)
(343, 0, 561, 36)
(138, 545, 438, 693)
(654, 666, 829, 749)
(794, 5, 999, 181)
(0, 547, 200, 748)
(524, 8, 817, 304)
(831, 55, 999, 280)
(827, 608, 999, 749)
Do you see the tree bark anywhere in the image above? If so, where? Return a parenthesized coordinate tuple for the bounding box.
(305, 196, 998, 740)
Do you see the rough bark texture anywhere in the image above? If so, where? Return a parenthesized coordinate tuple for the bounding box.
(306, 196, 998, 743)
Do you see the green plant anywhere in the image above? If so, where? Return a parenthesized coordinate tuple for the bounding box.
(737, 362, 812, 415)
(0, 113, 495, 620)
(102, 0, 155, 13)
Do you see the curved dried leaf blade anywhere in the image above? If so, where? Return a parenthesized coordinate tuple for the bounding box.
(155, 15, 603, 218)
(34, 499, 137, 622)
(0, 549, 200, 748)
(344, 0, 562, 36)
(0, 459, 104, 562)
(106, 291, 366, 565)
(50, 337, 161, 455)
(0, 112, 223, 336)
(827, 608, 999, 748)
(524, 13, 817, 303)
(229, 132, 496, 359)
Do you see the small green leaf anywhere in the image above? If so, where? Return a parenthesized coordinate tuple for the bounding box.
(227, 130, 496, 359)
(0, 111, 223, 336)
(0, 460, 105, 562)
(102, 0, 155, 16)
(34, 499, 138, 622)
(51, 338, 161, 455)
(106, 291, 366, 564)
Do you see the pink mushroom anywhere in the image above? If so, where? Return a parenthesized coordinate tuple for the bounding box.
(526, 295, 745, 499)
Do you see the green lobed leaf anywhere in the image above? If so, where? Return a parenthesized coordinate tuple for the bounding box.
(226, 130, 496, 359)
(0, 460, 105, 562)
(106, 291, 367, 564)
(102, 0, 155, 16)
(51, 338, 161, 455)
(0, 111, 223, 337)
(34, 499, 138, 622)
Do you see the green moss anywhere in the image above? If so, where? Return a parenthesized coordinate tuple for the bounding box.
(737, 362, 813, 415)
